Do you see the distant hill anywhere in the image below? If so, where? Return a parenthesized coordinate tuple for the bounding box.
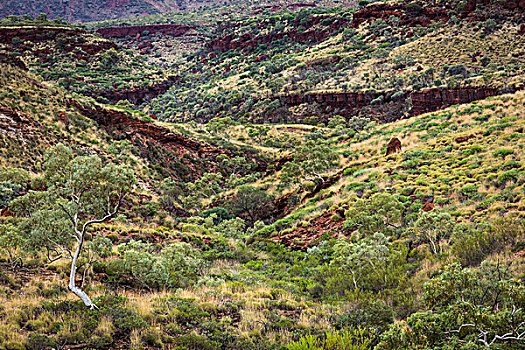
(0, 0, 226, 23)
(0, 0, 358, 23)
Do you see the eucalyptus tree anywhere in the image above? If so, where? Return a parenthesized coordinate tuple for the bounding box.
(11, 144, 136, 308)
(280, 139, 339, 186)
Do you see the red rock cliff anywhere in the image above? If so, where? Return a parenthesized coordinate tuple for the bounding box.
(410, 87, 499, 116)
(207, 16, 350, 51)
(96, 24, 196, 39)
(351, 3, 449, 28)
(0, 27, 117, 56)
(279, 87, 502, 122)
(68, 100, 229, 180)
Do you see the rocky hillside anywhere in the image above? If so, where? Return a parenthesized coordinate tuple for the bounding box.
(0, 1, 524, 350)
(144, 0, 524, 124)
(0, 0, 225, 22)
(0, 22, 174, 107)
(0, 60, 256, 185)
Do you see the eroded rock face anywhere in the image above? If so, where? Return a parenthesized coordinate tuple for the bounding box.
(68, 100, 229, 180)
(0, 27, 117, 58)
(280, 91, 387, 119)
(272, 208, 345, 250)
(70, 100, 226, 157)
(0, 107, 35, 136)
(410, 87, 499, 116)
(386, 137, 402, 156)
(0, 53, 26, 70)
(351, 3, 450, 29)
(96, 24, 196, 39)
(278, 87, 501, 123)
(68, 101, 273, 181)
(206, 16, 350, 51)
(0, 27, 81, 44)
(351, 0, 524, 29)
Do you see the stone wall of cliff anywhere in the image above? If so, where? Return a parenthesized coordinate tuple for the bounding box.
(96, 24, 196, 39)
(278, 87, 502, 123)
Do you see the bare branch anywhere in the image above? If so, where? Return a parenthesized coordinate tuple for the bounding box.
(80, 192, 125, 235)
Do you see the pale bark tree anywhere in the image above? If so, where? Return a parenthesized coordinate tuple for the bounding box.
(11, 144, 136, 308)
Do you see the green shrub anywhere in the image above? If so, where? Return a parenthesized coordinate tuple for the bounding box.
(459, 184, 479, 199)
(111, 308, 147, 332)
(492, 149, 514, 158)
(452, 220, 523, 267)
(497, 170, 520, 187)
(287, 328, 372, 350)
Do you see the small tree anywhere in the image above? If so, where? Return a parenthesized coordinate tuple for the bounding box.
(0, 167, 29, 209)
(344, 193, 405, 238)
(379, 263, 525, 349)
(228, 185, 274, 224)
(0, 223, 26, 269)
(280, 140, 338, 186)
(206, 117, 235, 139)
(182, 172, 224, 212)
(332, 232, 392, 290)
(12, 144, 136, 308)
(413, 210, 454, 255)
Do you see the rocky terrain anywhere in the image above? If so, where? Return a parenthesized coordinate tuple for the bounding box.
(0, 1, 524, 349)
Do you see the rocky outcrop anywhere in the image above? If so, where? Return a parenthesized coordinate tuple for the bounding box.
(386, 137, 402, 156)
(69, 100, 227, 159)
(272, 208, 345, 250)
(462, 0, 525, 18)
(95, 76, 179, 106)
(96, 24, 196, 39)
(278, 87, 501, 122)
(352, 0, 524, 29)
(0, 27, 82, 44)
(0, 107, 37, 136)
(207, 16, 350, 51)
(351, 3, 450, 29)
(280, 90, 384, 115)
(519, 23, 525, 36)
(410, 87, 499, 116)
(0, 27, 117, 57)
(0, 53, 26, 70)
(68, 100, 229, 180)
(68, 100, 277, 181)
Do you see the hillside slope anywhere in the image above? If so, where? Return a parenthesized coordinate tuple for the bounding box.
(0, 0, 222, 23)
(0, 1, 524, 350)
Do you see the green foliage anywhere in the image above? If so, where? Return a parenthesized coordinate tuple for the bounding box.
(344, 193, 404, 237)
(206, 117, 236, 137)
(215, 217, 246, 238)
(118, 240, 204, 289)
(332, 233, 392, 291)
(492, 149, 514, 158)
(280, 140, 338, 186)
(452, 220, 524, 267)
(226, 185, 274, 224)
(9, 144, 136, 307)
(287, 328, 372, 350)
(182, 172, 224, 211)
(412, 210, 455, 255)
(0, 167, 29, 209)
(0, 222, 26, 265)
(379, 263, 525, 350)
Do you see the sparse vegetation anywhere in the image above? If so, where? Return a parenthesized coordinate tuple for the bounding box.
(0, 0, 524, 349)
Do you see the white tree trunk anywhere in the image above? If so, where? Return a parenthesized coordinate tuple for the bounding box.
(69, 236, 97, 309)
